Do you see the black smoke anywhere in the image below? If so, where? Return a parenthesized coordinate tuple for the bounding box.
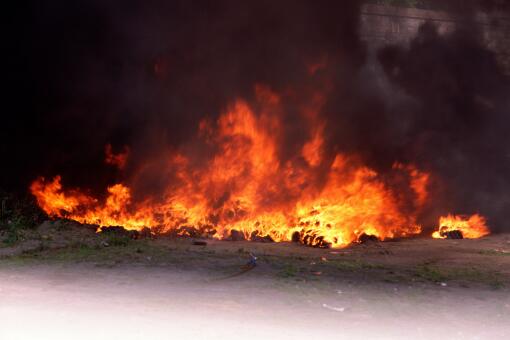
(376, 21, 510, 231)
(2, 0, 509, 231)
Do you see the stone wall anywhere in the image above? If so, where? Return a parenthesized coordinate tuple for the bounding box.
(360, 4, 510, 74)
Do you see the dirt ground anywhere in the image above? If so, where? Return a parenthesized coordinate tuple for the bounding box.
(1, 221, 509, 339)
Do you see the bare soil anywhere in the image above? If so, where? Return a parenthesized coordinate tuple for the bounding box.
(1, 220, 509, 339)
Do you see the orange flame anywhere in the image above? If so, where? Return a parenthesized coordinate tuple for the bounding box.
(432, 214, 490, 239)
(30, 87, 433, 248)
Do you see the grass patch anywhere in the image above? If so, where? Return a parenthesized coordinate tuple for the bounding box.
(479, 249, 510, 257)
(413, 263, 504, 289)
(278, 264, 299, 278)
(326, 259, 386, 271)
(447, 267, 504, 289)
(414, 264, 447, 282)
(1, 213, 40, 247)
(1, 239, 171, 266)
(44, 244, 98, 262)
(2, 229, 20, 246)
(104, 234, 131, 247)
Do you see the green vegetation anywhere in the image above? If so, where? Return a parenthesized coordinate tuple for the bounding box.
(278, 264, 299, 278)
(0, 195, 41, 247)
(414, 264, 447, 282)
(413, 263, 504, 289)
(326, 258, 386, 271)
(103, 234, 131, 247)
(479, 249, 510, 257)
(1, 217, 35, 246)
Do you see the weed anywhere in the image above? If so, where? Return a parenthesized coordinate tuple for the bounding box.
(3, 229, 19, 246)
(279, 264, 299, 278)
(413, 264, 504, 288)
(479, 249, 510, 257)
(105, 235, 131, 247)
(327, 259, 386, 271)
(414, 264, 447, 282)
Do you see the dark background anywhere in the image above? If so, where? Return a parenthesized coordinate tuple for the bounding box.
(2, 0, 509, 231)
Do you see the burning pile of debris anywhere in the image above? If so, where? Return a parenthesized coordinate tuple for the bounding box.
(432, 214, 490, 240)
(19, 1, 502, 248)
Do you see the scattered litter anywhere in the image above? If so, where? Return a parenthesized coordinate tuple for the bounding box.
(311, 271, 322, 276)
(440, 282, 448, 287)
(192, 240, 208, 246)
(209, 253, 258, 282)
(322, 303, 345, 312)
(320, 256, 328, 262)
(101, 241, 110, 247)
(246, 253, 257, 267)
(494, 249, 510, 254)
(310, 261, 316, 265)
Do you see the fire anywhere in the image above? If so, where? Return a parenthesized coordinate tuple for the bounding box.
(432, 214, 490, 239)
(30, 176, 96, 215)
(31, 86, 435, 248)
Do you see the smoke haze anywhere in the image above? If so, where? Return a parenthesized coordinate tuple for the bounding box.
(3, 0, 509, 231)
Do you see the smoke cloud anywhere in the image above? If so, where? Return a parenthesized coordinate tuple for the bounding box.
(3, 0, 509, 231)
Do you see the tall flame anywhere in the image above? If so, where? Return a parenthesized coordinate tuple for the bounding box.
(30, 87, 436, 248)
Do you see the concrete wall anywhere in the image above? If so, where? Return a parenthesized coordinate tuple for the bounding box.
(360, 4, 510, 74)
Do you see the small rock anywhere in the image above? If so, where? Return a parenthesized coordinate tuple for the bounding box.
(192, 240, 208, 246)
(230, 229, 246, 241)
(357, 233, 379, 244)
